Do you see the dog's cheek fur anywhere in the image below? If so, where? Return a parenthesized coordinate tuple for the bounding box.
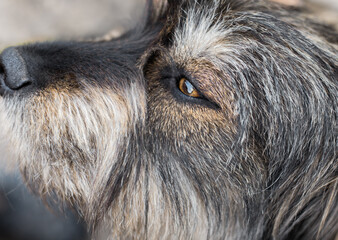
(0, 81, 146, 217)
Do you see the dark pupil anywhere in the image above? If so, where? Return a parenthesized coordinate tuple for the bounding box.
(184, 80, 194, 94)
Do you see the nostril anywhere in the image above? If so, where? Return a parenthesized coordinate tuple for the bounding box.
(5, 76, 32, 90)
(0, 47, 32, 92)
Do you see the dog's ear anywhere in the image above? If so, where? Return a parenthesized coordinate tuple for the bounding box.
(149, 0, 181, 6)
(145, 0, 168, 24)
(145, 0, 182, 24)
(148, 0, 167, 10)
(147, 0, 185, 13)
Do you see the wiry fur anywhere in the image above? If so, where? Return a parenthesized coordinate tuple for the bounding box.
(0, 0, 337, 239)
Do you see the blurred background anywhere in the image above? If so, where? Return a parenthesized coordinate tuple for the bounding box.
(0, 0, 337, 240)
(0, 0, 337, 50)
(0, 0, 143, 50)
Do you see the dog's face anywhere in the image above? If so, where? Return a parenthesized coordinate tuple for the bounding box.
(0, 0, 337, 239)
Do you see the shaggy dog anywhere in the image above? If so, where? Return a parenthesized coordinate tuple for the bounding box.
(0, 0, 337, 239)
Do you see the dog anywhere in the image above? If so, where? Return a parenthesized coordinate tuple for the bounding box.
(0, 0, 337, 239)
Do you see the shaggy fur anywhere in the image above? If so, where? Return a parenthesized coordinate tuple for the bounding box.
(0, 0, 337, 239)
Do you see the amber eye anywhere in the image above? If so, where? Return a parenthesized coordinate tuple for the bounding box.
(178, 78, 201, 98)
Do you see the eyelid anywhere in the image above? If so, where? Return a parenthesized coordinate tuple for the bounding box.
(158, 67, 221, 109)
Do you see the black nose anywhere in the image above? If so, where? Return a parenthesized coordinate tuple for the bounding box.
(0, 47, 31, 95)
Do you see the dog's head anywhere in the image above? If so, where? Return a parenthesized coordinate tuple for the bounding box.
(0, 0, 337, 239)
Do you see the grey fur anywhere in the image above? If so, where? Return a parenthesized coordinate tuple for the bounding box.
(0, 0, 337, 239)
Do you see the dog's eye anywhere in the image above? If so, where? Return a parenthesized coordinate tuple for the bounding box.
(178, 78, 201, 98)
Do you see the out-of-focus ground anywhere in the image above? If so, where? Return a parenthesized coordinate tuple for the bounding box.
(0, 0, 337, 240)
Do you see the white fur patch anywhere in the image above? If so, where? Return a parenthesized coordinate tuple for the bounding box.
(172, 2, 232, 62)
(0, 81, 145, 216)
